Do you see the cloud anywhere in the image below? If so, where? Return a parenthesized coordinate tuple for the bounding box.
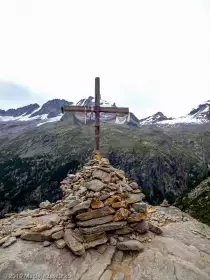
(0, 0, 210, 118)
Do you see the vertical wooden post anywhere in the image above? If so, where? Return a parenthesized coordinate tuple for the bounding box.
(95, 77, 100, 155)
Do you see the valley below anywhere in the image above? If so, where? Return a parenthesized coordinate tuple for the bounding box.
(1, 121, 210, 226)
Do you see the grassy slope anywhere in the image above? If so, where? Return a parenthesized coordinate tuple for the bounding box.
(0, 122, 210, 220)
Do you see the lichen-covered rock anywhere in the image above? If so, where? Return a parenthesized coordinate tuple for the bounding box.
(113, 208, 130, 221)
(54, 239, 66, 249)
(83, 232, 106, 242)
(39, 200, 52, 209)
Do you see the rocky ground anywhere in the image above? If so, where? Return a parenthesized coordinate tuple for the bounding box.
(0, 158, 210, 279)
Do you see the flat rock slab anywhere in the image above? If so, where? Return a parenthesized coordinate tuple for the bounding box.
(1, 215, 210, 280)
(76, 206, 115, 221)
(117, 240, 144, 251)
(77, 215, 114, 227)
(85, 179, 105, 192)
(127, 193, 145, 204)
(84, 236, 108, 249)
(80, 221, 127, 235)
(64, 228, 85, 256)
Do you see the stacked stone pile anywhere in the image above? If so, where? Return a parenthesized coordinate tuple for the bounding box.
(0, 158, 169, 256)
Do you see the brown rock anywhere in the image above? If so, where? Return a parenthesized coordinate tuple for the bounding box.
(31, 223, 53, 232)
(41, 226, 64, 241)
(2, 237, 17, 248)
(21, 232, 45, 242)
(72, 228, 84, 243)
(12, 230, 26, 237)
(160, 199, 170, 207)
(76, 206, 115, 221)
(112, 201, 128, 208)
(131, 221, 149, 234)
(77, 215, 113, 227)
(104, 196, 121, 206)
(115, 171, 125, 180)
(84, 236, 108, 249)
(128, 212, 147, 223)
(0, 236, 10, 245)
(114, 208, 130, 221)
(52, 230, 64, 240)
(64, 228, 85, 256)
(127, 193, 145, 204)
(117, 240, 144, 251)
(91, 199, 104, 209)
(83, 232, 106, 242)
(92, 169, 111, 183)
(55, 239, 66, 249)
(148, 223, 163, 235)
(115, 226, 134, 235)
(79, 221, 127, 235)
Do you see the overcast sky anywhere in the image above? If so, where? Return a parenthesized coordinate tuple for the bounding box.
(0, 0, 210, 118)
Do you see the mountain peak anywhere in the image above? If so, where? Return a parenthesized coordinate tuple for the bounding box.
(139, 112, 171, 125)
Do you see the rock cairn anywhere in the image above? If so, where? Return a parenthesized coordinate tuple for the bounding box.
(0, 158, 165, 255)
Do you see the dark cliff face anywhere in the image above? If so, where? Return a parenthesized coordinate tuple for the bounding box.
(0, 104, 40, 117)
(0, 123, 210, 218)
(30, 99, 73, 118)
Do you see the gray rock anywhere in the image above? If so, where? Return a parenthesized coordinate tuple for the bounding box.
(2, 237, 17, 248)
(118, 237, 124, 242)
(113, 272, 125, 280)
(43, 241, 51, 247)
(69, 200, 91, 215)
(92, 169, 111, 184)
(64, 228, 85, 256)
(84, 236, 108, 249)
(99, 270, 113, 280)
(54, 239, 66, 249)
(133, 202, 147, 213)
(110, 237, 118, 246)
(0, 236, 10, 245)
(129, 182, 139, 190)
(39, 200, 51, 209)
(77, 215, 113, 227)
(127, 193, 145, 204)
(85, 179, 105, 192)
(65, 199, 81, 209)
(80, 222, 127, 235)
(117, 240, 144, 251)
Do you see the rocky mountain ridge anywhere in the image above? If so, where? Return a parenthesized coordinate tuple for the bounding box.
(141, 100, 210, 126)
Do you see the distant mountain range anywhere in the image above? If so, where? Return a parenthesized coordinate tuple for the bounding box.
(1, 81, 210, 136)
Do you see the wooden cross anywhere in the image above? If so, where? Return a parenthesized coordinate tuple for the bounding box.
(61, 77, 129, 159)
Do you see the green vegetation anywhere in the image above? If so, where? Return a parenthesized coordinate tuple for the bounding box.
(0, 122, 210, 223)
(176, 178, 210, 226)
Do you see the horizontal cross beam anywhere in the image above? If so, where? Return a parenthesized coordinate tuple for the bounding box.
(61, 106, 129, 114)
